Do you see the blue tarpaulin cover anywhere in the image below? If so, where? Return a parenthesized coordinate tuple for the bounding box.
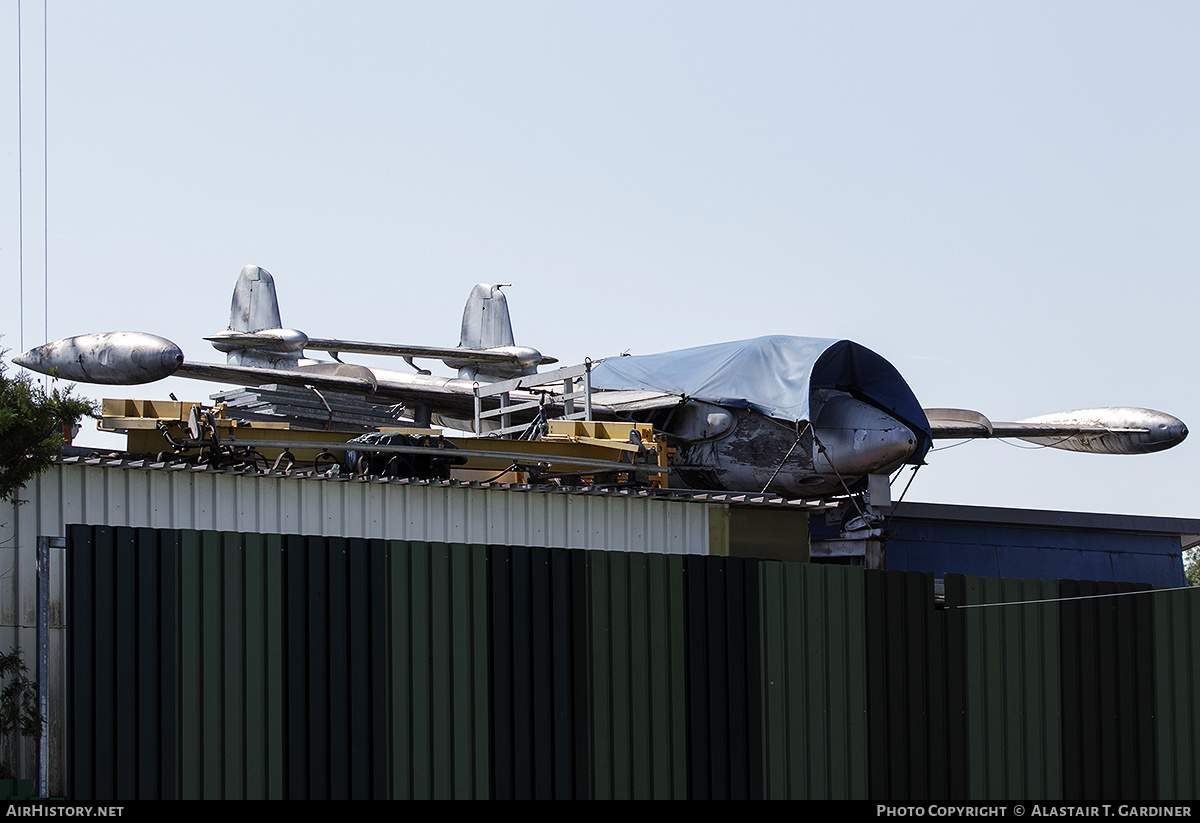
(590, 335, 932, 459)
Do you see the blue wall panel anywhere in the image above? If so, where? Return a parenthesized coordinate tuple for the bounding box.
(838, 517, 1185, 586)
(813, 507, 1188, 586)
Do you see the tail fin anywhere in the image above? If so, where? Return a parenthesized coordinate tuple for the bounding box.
(457, 284, 520, 380)
(230, 265, 283, 332)
(224, 265, 298, 368)
(459, 284, 516, 349)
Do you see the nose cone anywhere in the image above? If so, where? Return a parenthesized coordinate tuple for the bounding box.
(1154, 414, 1188, 451)
(15, 332, 184, 385)
(812, 395, 919, 477)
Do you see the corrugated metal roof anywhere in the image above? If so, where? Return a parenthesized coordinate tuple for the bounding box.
(51, 453, 834, 510)
(9, 458, 815, 556)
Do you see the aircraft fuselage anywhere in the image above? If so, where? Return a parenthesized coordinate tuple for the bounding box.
(656, 394, 919, 498)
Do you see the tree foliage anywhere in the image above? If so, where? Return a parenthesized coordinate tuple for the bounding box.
(0, 649, 40, 779)
(0, 355, 96, 502)
(1185, 547, 1200, 587)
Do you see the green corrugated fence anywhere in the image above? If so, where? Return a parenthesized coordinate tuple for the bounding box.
(64, 525, 1200, 800)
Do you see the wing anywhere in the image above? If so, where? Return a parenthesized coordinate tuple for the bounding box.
(177, 360, 482, 417)
(14, 331, 553, 420)
(925, 408, 1188, 455)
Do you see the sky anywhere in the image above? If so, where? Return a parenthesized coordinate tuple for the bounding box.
(1, 2, 1196, 519)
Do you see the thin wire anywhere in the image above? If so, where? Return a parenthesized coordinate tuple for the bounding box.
(880, 464, 922, 533)
(812, 431, 867, 518)
(995, 434, 1080, 450)
(17, 0, 24, 351)
(759, 421, 809, 494)
(928, 438, 978, 451)
(43, 0, 47, 346)
(931, 434, 1084, 452)
(954, 584, 1196, 610)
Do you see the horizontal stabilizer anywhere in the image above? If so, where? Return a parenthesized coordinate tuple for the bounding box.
(205, 331, 556, 374)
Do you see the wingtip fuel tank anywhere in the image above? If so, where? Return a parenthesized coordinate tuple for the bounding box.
(927, 407, 1189, 455)
(1013, 408, 1189, 455)
(13, 332, 184, 385)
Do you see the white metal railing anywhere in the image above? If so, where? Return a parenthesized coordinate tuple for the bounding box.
(472, 362, 593, 438)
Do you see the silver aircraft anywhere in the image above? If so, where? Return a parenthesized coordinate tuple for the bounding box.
(14, 265, 1189, 499)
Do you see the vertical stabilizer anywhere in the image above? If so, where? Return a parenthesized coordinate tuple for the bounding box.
(459, 284, 516, 349)
(230, 265, 283, 332)
(458, 284, 521, 380)
(224, 265, 298, 368)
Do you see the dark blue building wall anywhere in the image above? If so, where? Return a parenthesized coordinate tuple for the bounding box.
(813, 502, 1197, 587)
(882, 517, 1185, 586)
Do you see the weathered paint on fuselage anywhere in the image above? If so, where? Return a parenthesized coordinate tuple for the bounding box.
(663, 394, 920, 498)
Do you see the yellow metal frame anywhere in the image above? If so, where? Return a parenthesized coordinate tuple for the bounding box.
(99, 398, 361, 461)
(541, 419, 670, 487)
(98, 399, 673, 486)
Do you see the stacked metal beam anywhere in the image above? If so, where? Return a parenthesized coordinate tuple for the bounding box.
(210, 384, 407, 431)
